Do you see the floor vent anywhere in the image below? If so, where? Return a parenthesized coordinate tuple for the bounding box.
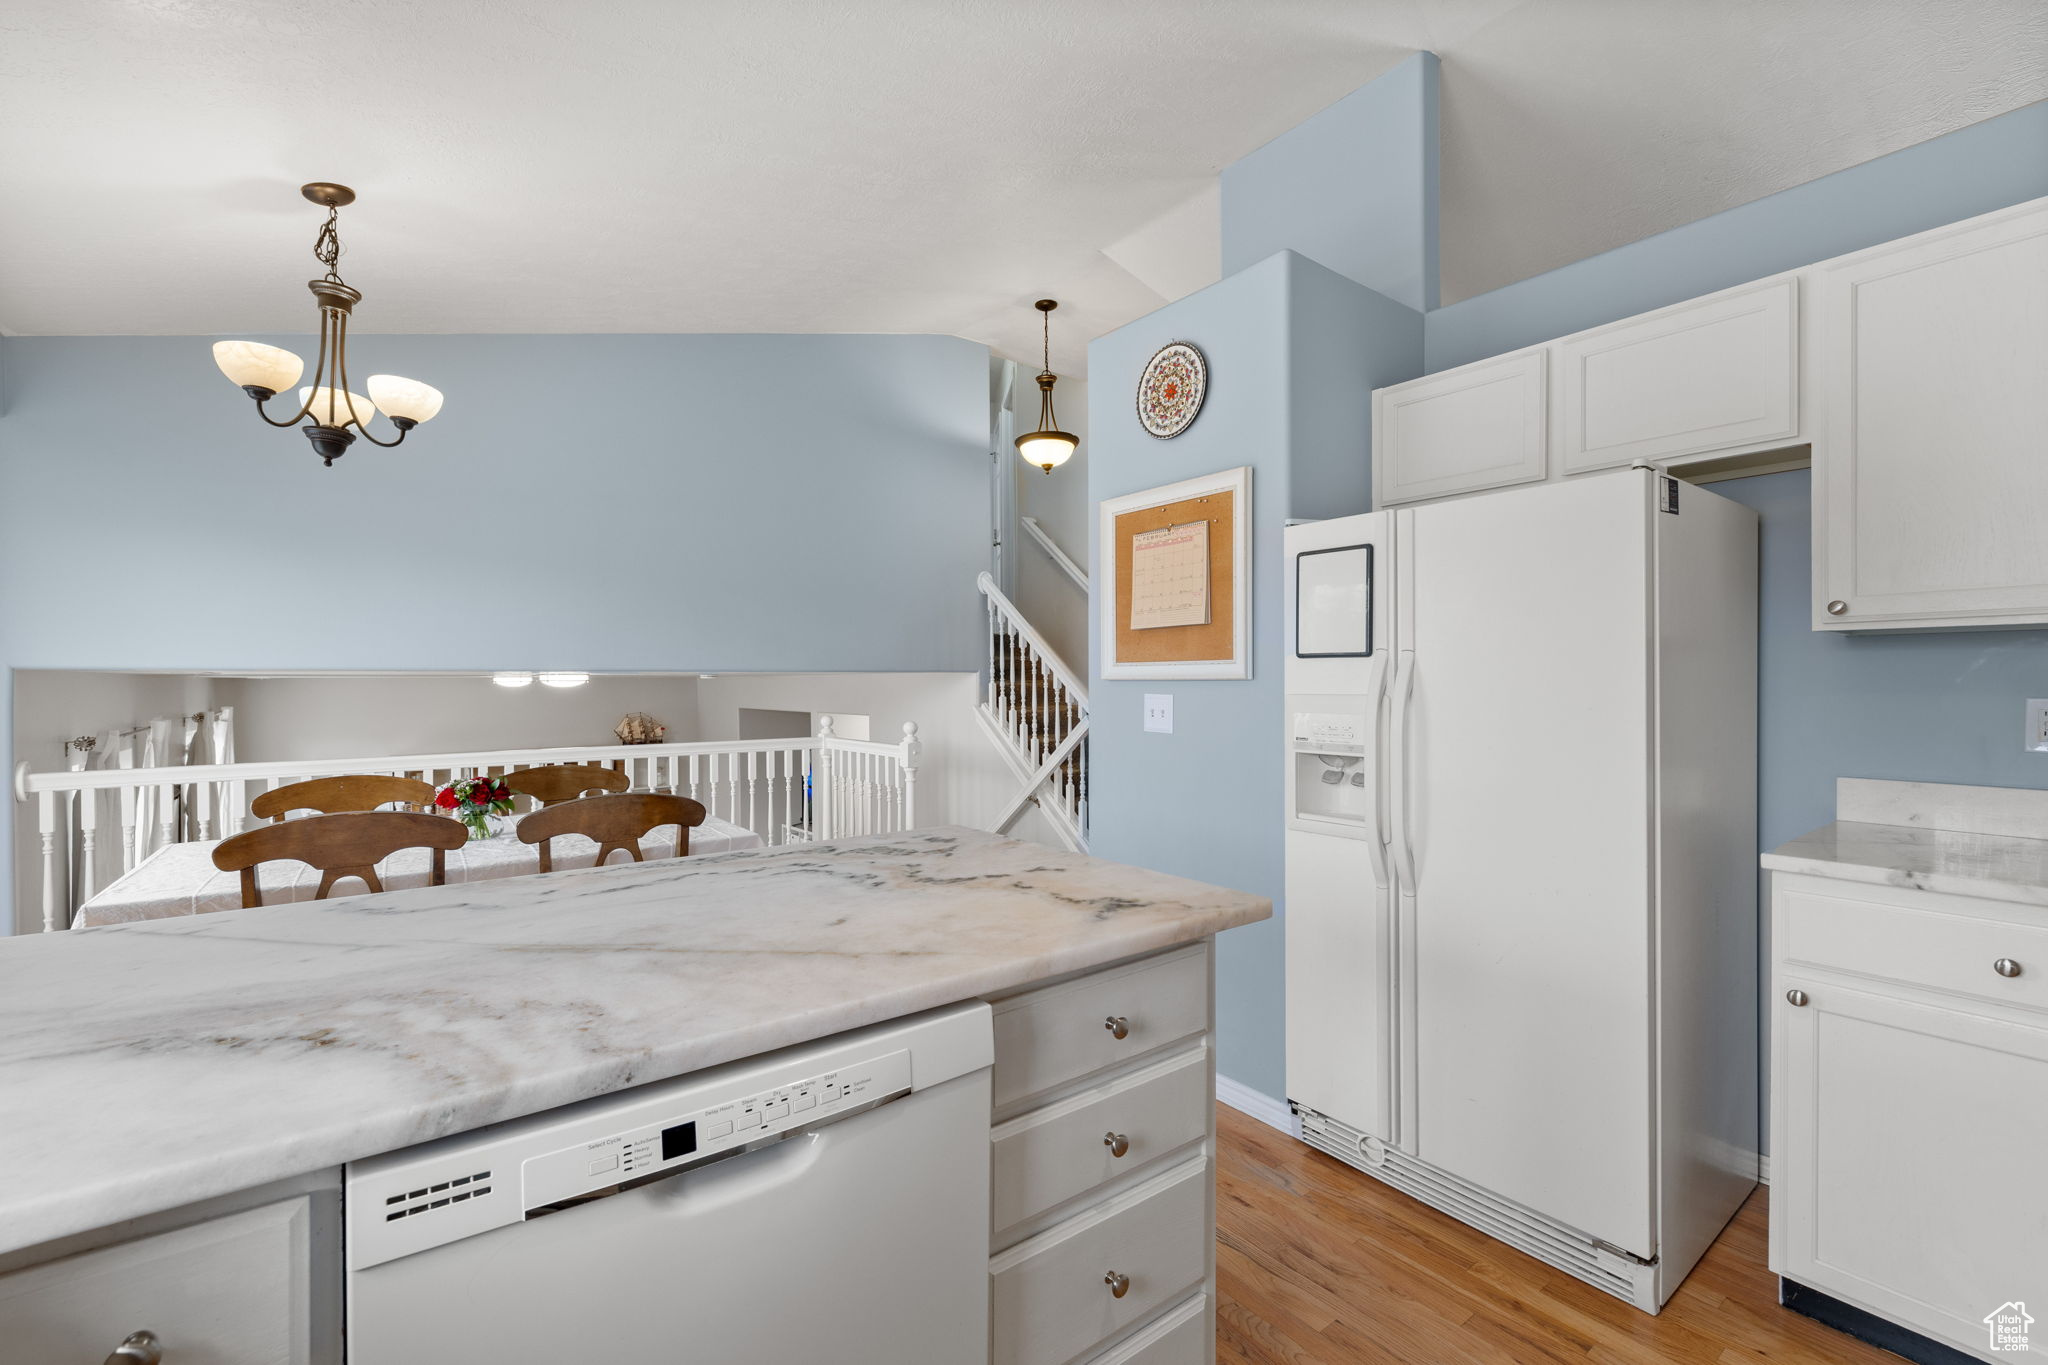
(1294, 1109, 1657, 1311)
(381, 1170, 494, 1221)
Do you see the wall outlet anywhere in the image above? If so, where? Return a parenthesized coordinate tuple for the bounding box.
(2028, 699, 2048, 753)
(1143, 694, 1173, 734)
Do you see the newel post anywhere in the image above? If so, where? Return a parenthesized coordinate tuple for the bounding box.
(814, 716, 836, 840)
(899, 721, 921, 830)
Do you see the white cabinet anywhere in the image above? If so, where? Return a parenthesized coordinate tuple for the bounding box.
(1770, 874, 2048, 1361)
(1372, 349, 1547, 506)
(1813, 198, 2048, 629)
(1558, 278, 1800, 473)
(0, 1194, 336, 1365)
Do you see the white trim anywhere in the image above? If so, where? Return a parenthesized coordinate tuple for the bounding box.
(1021, 516, 1089, 592)
(1099, 465, 1252, 681)
(1758, 1153, 1769, 1186)
(1215, 1073, 1300, 1138)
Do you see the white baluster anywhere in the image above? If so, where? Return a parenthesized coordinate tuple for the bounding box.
(745, 751, 759, 838)
(38, 790, 59, 932)
(78, 790, 99, 907)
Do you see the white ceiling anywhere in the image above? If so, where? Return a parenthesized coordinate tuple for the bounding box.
(3, 1, 2043, 373)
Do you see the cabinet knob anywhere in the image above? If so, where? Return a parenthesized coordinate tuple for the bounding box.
(1786, 988, 1810, 1007)
(1104, 1270, 1131, 1299)
(1104, 1131, 1130, 1158)
(1103, 1015, 1130, 1040)
(1995, 957, 2023, 978)
(1825, 600, 1849, 616)
(105, 1331, 161, 1365)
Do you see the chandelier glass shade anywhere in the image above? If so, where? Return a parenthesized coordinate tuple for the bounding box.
(1015, 299, 1078, 474)
(212, 183, 444, 466)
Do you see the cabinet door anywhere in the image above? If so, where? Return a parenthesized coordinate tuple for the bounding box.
(1815, 199, 2048, 629)
(1373, 350, 1546, 506)
(1774, 981, 2048, 1357)
(0, 1196, 329, 1364)
(1558, 278, 1799, 473)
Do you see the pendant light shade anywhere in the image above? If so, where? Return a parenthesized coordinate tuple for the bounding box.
(367, 374, 445, 425)
(1016, 299, 1079, 474)
(297, 386, 378, 430)
(212, 340, 305, 395)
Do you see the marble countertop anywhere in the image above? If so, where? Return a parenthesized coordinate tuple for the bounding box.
(1763, 819, 2048, 907)
(0, 828, 1268, 1257)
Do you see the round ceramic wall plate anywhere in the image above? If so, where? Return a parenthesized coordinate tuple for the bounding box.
(1136, 341, 1207, 438)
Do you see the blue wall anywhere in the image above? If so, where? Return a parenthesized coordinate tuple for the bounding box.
(1222, 54, 1440, 314)
(0, 331, 991, 919)
(1087, 252, 1421, 1092)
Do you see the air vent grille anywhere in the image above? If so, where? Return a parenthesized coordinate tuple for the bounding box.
(381, 1170, 494, 1222)
(1293, 1108, 1655, 1310)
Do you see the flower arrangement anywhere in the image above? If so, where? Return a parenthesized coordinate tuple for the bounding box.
(436, 775, 515, 841)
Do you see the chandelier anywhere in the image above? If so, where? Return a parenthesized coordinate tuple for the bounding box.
(211, 184, 444, 466)
(1015, 299, 1078, 474)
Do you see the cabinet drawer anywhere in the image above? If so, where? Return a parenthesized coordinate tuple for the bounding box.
(0, 1197, 322, 1365)
(993, 947, 1209, 1109)
(1084, 1293, 1209, 1365)
(993, 1044, 1210, 1233)
(991, 1156, 1210, 1365)
(1778, 881, 2048, 1012)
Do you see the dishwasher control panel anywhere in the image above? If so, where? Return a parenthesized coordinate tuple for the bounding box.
(522, 1048, 911, 1212)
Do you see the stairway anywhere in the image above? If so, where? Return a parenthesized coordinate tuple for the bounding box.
(976, 572, 1088, 851)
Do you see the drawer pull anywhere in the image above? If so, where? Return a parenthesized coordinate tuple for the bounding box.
(1104, 1131, 1130, 1158)
(1104, 1270, 1130, 1299)
(1786, 989, 1810, 1007)
(105, 1331, 161, 1365)
(1104, 1015, 1130, 1040)
(1995, 957, 2024, 978)
(1826, 600, 1849, 616)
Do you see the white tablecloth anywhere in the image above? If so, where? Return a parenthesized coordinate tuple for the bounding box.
(75, 815, 764, 928)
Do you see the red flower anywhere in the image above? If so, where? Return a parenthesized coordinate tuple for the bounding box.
(436, 789, 458, 809)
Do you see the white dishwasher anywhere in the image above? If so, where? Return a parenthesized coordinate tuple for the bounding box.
(344, 1002, 992, 1364)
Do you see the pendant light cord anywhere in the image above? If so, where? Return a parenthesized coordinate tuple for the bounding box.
(314, 206, 344, 284)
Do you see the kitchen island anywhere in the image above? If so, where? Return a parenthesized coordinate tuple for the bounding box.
(0, 828, 1268, 1363)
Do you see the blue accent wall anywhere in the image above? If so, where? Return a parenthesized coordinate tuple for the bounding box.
(0, 331, 991, 921)
(1222, 54, 1440, 314)
(1087, 252, 1421, 1093)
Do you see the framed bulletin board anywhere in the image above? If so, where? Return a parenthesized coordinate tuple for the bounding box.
(1099, 465, 1251, 680)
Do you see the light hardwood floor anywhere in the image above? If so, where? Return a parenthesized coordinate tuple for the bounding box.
(1213, 1104, 1895, 1364)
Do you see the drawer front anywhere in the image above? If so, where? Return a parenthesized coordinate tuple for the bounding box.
(993, 1045, 1210, 1233)
(994, 947, 1209, 1108)
(1085, 1293, 1210, 1365)
(991, 1157, 1210, 1365)
(1778, 881, 2048, 1012)
(0, 1197, 321, 1365)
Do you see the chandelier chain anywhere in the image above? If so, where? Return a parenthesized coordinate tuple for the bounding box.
(313, 206, 345, 283)
(1041, 306, 1051, 375)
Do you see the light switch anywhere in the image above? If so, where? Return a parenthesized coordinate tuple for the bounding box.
(2027, 699, 2048, 753)
(1144, 694, 1173, 734)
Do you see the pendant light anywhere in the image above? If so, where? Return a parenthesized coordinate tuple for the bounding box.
(211, 183, 445, 467)
(1015, 299, 1079, 474)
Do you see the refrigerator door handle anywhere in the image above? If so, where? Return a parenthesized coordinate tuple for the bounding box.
(1363, 651, 1391, 889)
(1391, 649, 1418, 891)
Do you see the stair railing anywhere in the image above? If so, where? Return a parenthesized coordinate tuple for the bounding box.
(977, 571, 1088, 849)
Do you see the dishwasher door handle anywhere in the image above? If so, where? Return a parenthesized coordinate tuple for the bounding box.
(524, 1085, 912, 1221)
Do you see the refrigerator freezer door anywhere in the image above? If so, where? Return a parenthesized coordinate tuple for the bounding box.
(1399, 470, 1658, 1257)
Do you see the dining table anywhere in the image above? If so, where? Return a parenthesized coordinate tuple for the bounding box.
(73, 813, 765, 928)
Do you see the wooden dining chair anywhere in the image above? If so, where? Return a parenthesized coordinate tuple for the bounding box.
(251, 774, 437, 824)
(506, 763, 631, 808)
(211, 810, 469, 908)
(516, 794, 707, 873)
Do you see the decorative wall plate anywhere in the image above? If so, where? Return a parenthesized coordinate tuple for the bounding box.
(1136, 341, 1208, 438)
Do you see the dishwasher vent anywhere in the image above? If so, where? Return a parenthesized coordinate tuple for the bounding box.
(381, 1170, 494, 1222)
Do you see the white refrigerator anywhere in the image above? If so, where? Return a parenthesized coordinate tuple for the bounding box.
(1283, 467, 1759, 1312)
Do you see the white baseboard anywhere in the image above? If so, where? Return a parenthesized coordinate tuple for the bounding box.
(1215, 1073, 1301, 1139)
(1758, 1153, 1770, 1186)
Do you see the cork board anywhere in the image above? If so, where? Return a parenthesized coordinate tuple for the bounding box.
(1114, 491, 1234, 664)
(1099, 465, 1251, 680)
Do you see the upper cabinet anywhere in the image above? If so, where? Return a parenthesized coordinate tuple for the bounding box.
(1813, 199, 2048, 630)
(1372, 349, 1547, 506)
(1557, 278, 1799, 474)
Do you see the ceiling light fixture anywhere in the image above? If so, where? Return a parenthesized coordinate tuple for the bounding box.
(537, 672, 591, 688)
(211, 183, 444, 467)
(1015, 299, 1078, 475)
(492, 672, 535, 688)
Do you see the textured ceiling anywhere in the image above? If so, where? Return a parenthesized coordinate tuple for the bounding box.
(2, 1, 2043, 372)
